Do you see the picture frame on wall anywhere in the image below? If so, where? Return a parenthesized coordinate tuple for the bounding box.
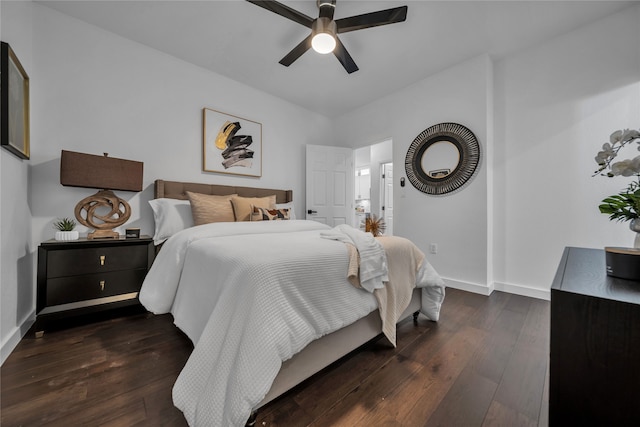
(202, 107, 262, 177)
(1, 41, 30, 160)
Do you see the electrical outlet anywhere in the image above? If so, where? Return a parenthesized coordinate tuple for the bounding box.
(429, 243, 438, 254)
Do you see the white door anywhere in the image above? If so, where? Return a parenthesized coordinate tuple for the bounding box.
(382, 163, 393, 235)
(306, 145, 353, 226)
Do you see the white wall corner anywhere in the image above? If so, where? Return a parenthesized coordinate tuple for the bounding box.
(485, 54, 495, 288)
(444, 277, 494, 296)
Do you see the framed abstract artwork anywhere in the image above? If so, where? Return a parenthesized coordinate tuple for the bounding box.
(1, 41, 30, 160)
(202, 107, 262, 177)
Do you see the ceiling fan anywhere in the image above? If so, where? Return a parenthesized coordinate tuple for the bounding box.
(246, 0, 408, 74)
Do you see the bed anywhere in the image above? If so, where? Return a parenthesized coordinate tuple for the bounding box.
(139, 179, 446, 426)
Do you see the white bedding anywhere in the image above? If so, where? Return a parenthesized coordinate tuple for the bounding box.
(139, 220, 444, 426)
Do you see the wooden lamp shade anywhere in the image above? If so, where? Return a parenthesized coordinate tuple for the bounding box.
(60, 150, 143, 239)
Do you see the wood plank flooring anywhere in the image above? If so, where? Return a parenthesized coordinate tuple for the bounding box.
(1, 289, 550, 426)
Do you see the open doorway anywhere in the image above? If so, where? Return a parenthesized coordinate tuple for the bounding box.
(354, 139, 393, 235)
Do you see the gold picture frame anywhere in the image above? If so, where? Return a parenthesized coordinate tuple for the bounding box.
(1, 42, 30, 160)
(202, 107, 262, 177)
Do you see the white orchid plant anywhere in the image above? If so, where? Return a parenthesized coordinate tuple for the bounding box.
(594, 128, 640, 222)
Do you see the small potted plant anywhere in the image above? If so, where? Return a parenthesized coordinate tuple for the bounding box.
(364, 214, 386, 237)
(53, 217, 79, 241)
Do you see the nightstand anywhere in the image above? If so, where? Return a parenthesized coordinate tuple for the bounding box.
(35, 236, 154, 335)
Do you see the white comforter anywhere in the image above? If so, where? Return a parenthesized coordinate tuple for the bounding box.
(139, 220, 444, 426)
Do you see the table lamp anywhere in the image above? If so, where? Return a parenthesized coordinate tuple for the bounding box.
(60, 150, 143, 239)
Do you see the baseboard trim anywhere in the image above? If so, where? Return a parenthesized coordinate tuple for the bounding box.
(1, 313, 35, 366)
(443, 278, 550, 301)
(494, 282, 550, 301)
(444, 278, 494, 296)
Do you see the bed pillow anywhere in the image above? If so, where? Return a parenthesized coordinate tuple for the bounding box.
(252, 207, 291, 221)
(231, 195, 276, 221)
(148, 198, 194, 245)
(187, 191, 237, 225)
(275, 202, 296, 220)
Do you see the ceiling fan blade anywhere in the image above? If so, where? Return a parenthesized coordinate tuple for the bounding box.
(318, 0, 336, 20)
(336, 6, 408, 34)
(333, 37, 359, 74)
(279, 34, 312, 67)
(246, 0, 314, 28)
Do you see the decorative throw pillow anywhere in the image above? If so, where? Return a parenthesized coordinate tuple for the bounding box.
(275, 202, 296, 220)
(230, 195, 276, 221)
(186, 191, 236, 225)
(253, 207, 291, 221)
(148, 198, 194, 245)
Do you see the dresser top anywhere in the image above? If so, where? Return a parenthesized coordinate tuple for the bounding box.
(552, 246, 640, 305)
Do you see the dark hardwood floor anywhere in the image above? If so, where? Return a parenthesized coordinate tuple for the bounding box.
(1, 288, 550, 426)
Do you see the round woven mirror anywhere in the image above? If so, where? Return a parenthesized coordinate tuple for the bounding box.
(405, 122, 480, 195)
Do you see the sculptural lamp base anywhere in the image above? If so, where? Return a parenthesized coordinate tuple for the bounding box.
(87, 229, 120, 240)
(74, 189, 132, 240)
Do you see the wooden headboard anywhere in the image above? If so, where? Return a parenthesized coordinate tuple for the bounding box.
(154, 180, 293, 203)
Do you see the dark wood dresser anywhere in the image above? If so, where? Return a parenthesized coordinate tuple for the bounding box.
(550, 246, 640, 425)
(35, 236, 154, 335)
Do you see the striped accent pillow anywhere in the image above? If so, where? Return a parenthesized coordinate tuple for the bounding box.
(252, 207, 291, 221)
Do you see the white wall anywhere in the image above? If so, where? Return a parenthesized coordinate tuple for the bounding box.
(0, 2, 334, 363)
(493, 4, 640, 296)
(1, 0, 35, 364)
(334, 55, 492, 293)
(30, 4, 333, 243)
(335, 4, 640, 299)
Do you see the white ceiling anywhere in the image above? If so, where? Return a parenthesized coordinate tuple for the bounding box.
(38, 0, 635, 118)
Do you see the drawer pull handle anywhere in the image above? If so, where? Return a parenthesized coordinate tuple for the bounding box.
(100, 280, 105, 291)
(100, 255, 105, 266)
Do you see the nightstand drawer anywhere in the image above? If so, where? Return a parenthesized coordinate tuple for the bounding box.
(47, 245, 149, 278)
(46, 269, 147, 306)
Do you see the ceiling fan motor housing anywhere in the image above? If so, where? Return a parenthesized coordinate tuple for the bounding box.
(312, 17, 337, 38)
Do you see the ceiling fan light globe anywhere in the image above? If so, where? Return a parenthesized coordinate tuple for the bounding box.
(312, 33, 336, 54)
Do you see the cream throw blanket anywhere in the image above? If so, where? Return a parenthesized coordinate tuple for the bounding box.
(374, 236, 425, 346)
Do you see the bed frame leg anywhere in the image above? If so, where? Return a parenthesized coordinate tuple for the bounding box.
(413, 311, 419, 324)
(246, 410, 258, 427)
